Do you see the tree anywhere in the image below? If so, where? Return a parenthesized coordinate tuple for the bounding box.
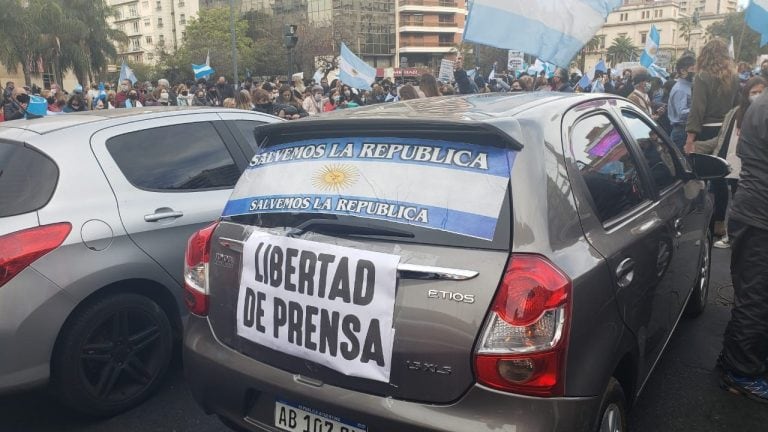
(679, 17, 695, 49)
(707, 12, 768, 63)
(168, 7, 257, 82)
(577, 35, 603, 72)
(607, 35, 638, 65)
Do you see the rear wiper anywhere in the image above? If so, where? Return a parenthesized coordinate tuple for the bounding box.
(286, 220, 415, 239)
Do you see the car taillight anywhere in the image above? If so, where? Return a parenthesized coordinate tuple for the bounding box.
(0, 223, 72, 288)
(475, 254, 571, 397)
(184, 221, 219, 316)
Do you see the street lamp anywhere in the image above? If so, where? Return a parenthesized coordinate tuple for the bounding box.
(284, 24, 299, 80)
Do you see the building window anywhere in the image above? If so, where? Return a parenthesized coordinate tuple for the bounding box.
(129, 5, 138, 17)
(178, 1, 185, 6)
(598, 35, 606, 49)
(438, 14, 455, 26)
(179, 13, 186, 25)
(144, 18, 151, 27)
(115, 9, 122, 20)
(640, 32, 647, 44)
(118, 23, 126, 32)
(132, 21, 139, 33)
(157, 17, 163, 28)
(131, 38, 140, 51)
(156, 1, 162, 10)
(439, 34, 453, 46)
(146, 36, 153, 44)
(134, 55, 142, 63)
(181, 31, 186, 41)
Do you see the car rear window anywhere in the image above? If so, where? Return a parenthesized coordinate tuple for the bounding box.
(0, 142, 58, 217)
(223, 136, 516, 249)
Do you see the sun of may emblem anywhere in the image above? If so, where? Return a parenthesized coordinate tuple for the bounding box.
(313, 164, 359, 192)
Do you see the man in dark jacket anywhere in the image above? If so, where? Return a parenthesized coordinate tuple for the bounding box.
(216, 76, 234, 101)
(718, 90, 768, 403)
(453, 58, 474, 95)
(553, 68, 574, 93)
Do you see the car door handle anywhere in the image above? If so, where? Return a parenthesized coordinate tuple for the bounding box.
(144, 208, 184, 222)
(616, 258, 635, 289)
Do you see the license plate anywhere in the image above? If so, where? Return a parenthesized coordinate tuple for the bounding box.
(274, 400, 367, 432)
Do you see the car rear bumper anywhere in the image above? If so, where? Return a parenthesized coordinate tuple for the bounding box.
(184, 315, 600, 432)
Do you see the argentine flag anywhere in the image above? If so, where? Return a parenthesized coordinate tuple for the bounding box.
(746, 0, 768, 47)
(640, 25, 660, 68)
(192, 51, 215, 80)
(119, 61, 137, 84)
(464, 0, 623, 68)
(339, 43, 376, 90)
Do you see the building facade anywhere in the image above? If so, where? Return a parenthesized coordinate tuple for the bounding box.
(397, 0, 466, 70)
(584, 0, 733, 73)
(107, 0, 200, 64)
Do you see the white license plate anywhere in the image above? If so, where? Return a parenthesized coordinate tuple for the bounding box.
(274, 400, 367, 432)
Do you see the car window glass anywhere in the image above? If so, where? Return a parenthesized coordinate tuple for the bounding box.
(106, 122, 240, 191)
(621, 110, 678, 191)
(233, 120, 266, 152)
(0, 143, 58, 217)
(569, 114, 646, 223)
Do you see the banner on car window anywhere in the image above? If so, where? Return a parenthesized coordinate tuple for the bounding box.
(236, 232, 400, 383)
(223, 137, 515, 240)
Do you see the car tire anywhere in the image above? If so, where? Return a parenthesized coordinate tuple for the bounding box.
(596, 377, 627, 432)
(685, 231, 712, 318)
(51, 293, 173, 417)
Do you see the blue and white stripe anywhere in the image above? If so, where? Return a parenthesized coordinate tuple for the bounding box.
(640, 25, 660, 68)
(339, 43, 376, 90)
(464, 0, 623, 68)
(746, 0, 768, 47)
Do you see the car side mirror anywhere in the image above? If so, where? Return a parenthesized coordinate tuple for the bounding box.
(689, 153, 730, 180)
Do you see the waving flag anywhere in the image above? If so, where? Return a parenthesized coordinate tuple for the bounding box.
(119, 61, 137, 84)
(339, 43, 376, 90)
(192, 50, 215, 80)
(464, 0, 622, 68)
(640, 25, 660, 68)
(595, 59, 607, 73)
(746, 0, 768, 47)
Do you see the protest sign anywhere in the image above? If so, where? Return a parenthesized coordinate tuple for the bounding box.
(508, 50, 524, 71)
(438, 59, 455, 82)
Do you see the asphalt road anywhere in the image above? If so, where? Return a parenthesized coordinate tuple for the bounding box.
(2, 248, 768, 432)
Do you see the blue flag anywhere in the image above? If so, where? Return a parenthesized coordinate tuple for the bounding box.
(463, 0, 623, 68)
(595, 59, 607, 73)
(577, 74, 591, 90)
(746, 0, 768, 47)
(339, 43, 376, 90)
(119, 61, 137, 84)
(640, 25, 660, 68)
(192, 51, 215, 80)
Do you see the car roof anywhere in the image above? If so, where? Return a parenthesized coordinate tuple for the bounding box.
(318, 92, 591, 122)
(0, 106, 235, 135)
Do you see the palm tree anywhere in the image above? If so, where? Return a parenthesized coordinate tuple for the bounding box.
(678, 18, 694, 49)
(578, 35, 603, 72)
(606, 35, 638, 65)
(0, 0, 46, 86)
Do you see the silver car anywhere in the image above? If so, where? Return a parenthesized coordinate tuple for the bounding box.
(0, 107, 279, 416)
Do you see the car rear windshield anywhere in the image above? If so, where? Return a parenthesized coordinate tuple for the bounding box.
(0, 142, 58, 218)
(223, 134, 516, 250)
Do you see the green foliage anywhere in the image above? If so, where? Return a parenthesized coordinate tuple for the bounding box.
(607, 35, 639, 65)
(706, 12, 768, 64)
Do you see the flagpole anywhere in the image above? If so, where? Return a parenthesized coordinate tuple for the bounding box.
(735, 17, 747, 62)
(229, 0, 238, 87)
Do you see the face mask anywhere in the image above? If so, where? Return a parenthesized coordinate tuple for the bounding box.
(333, 96, 340, 102)
(181, 91, 188, 96)
(161, 92, 168, 98)
(740, 72, 751, 80)
(750, 93, 762, 103)
(314, 94, 322, 102)
(46, 96, 55, 104)
(643, 83, 651, 93)
(686, 72, 695, 82)
(121, 85, 128, 92)
(129, 93, 137, 100)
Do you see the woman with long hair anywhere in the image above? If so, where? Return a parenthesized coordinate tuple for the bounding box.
(235, 90, 253, 110)
(694, 76, 767, 248)
(274, 84, 308, 119)
(685, 38, 740, 238)
(420, 73, 441, 98)
(399, 84, 419, 101)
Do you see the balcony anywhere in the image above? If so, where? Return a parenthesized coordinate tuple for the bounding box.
(398, 0, 465, 13)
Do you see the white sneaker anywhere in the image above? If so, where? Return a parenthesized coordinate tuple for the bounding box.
(714, 236, 730, 249)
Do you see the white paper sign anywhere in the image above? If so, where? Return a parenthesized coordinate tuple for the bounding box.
(236, 232, 400, 383)
(438, 59, 455, 82)
(508, 50, 524, 71)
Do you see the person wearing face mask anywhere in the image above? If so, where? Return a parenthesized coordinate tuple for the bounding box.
(115, 79, 132, 108)
(324, 90, 341, 112)
(176, 84, 193, 106)
(302, 85, 325, 116)
(668, 55, 696, 152)
(627, 71, 655, 116)
(694, 76, 767, 248)
(193, 89, 210, 106)
(274, 85, 308, 119)
(63, 94, 87, 113)
(155, 88, 171, 106)
(251, 89, 274, 114)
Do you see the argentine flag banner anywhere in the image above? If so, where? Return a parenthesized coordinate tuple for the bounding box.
(746, 0, 768, 47)
(339, 43, 376, 90)
(640, 24, 660, 68)
(222, 138, 517, 240)
(464, 0, 623, 68)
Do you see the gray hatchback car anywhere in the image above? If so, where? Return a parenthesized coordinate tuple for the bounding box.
(0, 107, 278, 416)
(182, 94, 728, 432)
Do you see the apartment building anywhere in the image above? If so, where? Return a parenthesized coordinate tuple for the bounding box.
(397, 0, 466, 70)
(107, 0, 200, 64)
(584, 0, 732, 73)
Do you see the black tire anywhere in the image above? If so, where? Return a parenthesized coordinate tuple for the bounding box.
(596, 378, 627, 432)
(51, 293, 173, 417)
(685, 231, 712, 318)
